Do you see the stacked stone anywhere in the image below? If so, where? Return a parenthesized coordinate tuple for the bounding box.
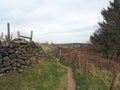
(0, 39, 44, 76)
(26, 42, 45, 59)
(45, 47, 60, 59)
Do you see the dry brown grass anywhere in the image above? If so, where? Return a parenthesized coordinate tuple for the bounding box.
(60, 46, 120, 75)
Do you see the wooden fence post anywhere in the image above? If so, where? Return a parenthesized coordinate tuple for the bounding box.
(30, 30, 33, 42)
(7, 23, 10, 42)
(84, 54, 89, 90)
(58, 49, 62, 60)
(1, 32, 3, 38)
(110, 73, 120, 90)
(17, 31, 20, 38)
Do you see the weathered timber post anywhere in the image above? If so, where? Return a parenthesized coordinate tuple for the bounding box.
(17, 31, 20, 38)
(30, 30, 33, 42)
(58, 49, 62, 60)
(78, 55, 81, 69)
(110, 72, 120, 90)
(7, 23, 10, 43)
(0, 32, 3, 38)
(11, 34, 13, 40)
(84, 55, 89, 90)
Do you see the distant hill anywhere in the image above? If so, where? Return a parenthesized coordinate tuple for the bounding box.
(57, 43, 89, 47)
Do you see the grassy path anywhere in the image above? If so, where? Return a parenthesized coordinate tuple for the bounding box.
(0, 59, 68, 90)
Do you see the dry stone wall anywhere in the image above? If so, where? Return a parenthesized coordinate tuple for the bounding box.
(0, 39, 44, 76)
(45, 47, 60, 59)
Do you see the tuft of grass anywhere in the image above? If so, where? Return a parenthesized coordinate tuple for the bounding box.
(0, 59, 67, 90)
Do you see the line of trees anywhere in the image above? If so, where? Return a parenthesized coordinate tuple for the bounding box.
(90, 0, 120, 61)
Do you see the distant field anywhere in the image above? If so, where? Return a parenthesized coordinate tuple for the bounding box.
(0, 59, 67, 90)
(38, 43, 53, 51)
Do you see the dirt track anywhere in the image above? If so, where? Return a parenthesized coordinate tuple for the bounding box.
(67, 67, 75, 90)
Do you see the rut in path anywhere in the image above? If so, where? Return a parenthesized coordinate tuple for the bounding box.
(67, 67, 76, 90)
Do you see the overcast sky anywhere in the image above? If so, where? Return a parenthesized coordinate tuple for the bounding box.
(0, 0, 113, 43)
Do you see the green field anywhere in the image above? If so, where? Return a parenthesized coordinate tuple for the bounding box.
(0, 59, 67, 90)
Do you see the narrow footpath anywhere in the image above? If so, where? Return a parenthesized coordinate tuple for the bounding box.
(67, 67, 76, 90)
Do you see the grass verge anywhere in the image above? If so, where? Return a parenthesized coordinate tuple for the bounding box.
(0, 59, 67, 90)
(61, 61, 120, 90)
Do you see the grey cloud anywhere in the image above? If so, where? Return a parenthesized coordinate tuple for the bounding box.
(0, 0, 112, 43)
